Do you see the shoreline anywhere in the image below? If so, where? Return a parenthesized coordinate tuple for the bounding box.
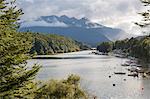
(32, 50, 92, 59)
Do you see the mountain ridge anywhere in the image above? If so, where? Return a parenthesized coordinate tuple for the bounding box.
(20, 15, 104, 28)
(19, 15, 130, 46)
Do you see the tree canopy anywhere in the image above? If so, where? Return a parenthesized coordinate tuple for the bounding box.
(97, 42, 113, 53)
(0, 0, 40, 98)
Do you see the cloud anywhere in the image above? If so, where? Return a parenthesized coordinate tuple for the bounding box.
(17, 0, 145, 35)
(21, 20, 68, 27)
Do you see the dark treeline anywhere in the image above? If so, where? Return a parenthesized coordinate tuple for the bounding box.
(97, 42, 113, 53)
(97, 36, 150, 63)
(30, 33, 90, 55)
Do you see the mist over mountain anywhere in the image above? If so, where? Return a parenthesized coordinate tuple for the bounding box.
(19, 15, 130, 46)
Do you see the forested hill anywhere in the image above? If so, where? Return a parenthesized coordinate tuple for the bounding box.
(30, 33, 90, 55)
(114, 36, 150, 63)
(97, 35, 150, 63)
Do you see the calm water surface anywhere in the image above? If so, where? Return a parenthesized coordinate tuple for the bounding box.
(27, 50, 150, 99)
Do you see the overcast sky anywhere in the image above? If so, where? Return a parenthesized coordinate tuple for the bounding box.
(17, 0, 145, 35)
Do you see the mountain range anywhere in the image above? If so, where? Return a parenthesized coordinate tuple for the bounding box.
(19, 15, 131, 46)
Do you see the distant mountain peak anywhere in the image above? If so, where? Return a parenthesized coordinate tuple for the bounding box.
(19, 15, 132, 46)
(60, 15, 69, 18)
(80, 17, 89, 21)
(21, 15, 104, 28)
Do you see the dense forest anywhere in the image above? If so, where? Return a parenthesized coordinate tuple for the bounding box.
(30, 33, 89, 55)
(0, 0, 87, 98)
(97, 36, 150, 63)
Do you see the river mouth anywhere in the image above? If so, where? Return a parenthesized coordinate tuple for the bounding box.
(27, 50, 150, 99)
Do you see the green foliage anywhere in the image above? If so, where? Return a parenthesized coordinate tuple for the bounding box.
(114, 39, 129, 50)
(0, 0, 40, 98)
(0, 0, 23, 30)
(0, 31, 32, 66)
(97, 36, 150, 63)
(30, 33, 89, 55)
(97, 42, 113, 53)
(34, 74, 88, 99)
(0, 65, 40, 98)
(114, 36, 150, 63)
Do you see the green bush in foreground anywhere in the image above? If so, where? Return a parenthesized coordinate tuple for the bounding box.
(34, 74, 88, 99)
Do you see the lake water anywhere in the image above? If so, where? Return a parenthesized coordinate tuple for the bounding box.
(27, 50, 150, 99)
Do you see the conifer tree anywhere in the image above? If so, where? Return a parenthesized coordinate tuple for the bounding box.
(0, 0, 40, 98)
(135, 0, 150, 35)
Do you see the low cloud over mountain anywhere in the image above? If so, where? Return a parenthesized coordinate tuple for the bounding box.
(19, 15, 132, 46)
